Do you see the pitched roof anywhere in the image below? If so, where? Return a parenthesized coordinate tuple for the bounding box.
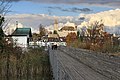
(58, 31, 69, 37)
(48, 34, 59, 38)
(60, 26, 76, 31)
(11, 28, 32, 37)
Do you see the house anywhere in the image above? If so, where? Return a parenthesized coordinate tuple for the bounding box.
(47, 34, 66, 46)
(48, 34, 59, 42)
(55, 21, 77, 38)
(10, 28, 32, 47)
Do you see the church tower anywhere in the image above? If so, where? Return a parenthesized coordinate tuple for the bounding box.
(54, 18, 58, 32)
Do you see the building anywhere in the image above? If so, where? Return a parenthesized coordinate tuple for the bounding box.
(54, 18, 58, 32)
(46, 20, 77, 38)
(58, 21, 77, 38)
(61, 21, 77, 31)
(47, 34, 66, 46)
(48, 34, 59, 42)
(10, 28, 32, 47)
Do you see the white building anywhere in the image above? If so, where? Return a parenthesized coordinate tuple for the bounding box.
(10, 28, 32, 47)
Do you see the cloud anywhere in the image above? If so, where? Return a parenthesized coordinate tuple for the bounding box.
(3, 0, 20, 2)
(5, 14, 74, 33)
(78, 9, 120, 34)
(79, 9, 120, 27)
(5, 9, 120, 34)
(71, 8, 92, 12)
(4, 0, 120, 8)
(48, 6, 62, 10)
(4, 22, 23, 35)
(45, 23, 64, 31)
(48, 7, 92, 13)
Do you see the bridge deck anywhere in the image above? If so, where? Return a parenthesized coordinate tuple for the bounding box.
(50, 48, 110, 80)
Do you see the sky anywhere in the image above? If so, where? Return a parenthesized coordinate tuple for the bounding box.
(2, 0, 120, 33)
(10, 1, 114, 16)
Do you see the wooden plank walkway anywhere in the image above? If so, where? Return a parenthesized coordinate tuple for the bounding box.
(49, 49, 110, 80)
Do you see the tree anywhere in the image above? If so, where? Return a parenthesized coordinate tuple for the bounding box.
(0, 16, 5, 53)
(39, 24, 46, 38)
(0, 2, 12, 79)
(82, 21, 104, 44)
(66, 32, 77, 46)
(0, 0, 12, 15)
(0, 0, 11, 53)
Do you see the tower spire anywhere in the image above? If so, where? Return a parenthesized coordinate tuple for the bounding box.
(54, 18, 58, 32)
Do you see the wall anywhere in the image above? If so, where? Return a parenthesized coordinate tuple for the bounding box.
(12, 36, 27, 47)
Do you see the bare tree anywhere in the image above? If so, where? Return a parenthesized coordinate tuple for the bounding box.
(0, 0, 12, 29)
(39, 24, 46, 38)
(0, 0, 12, 15)
(0, 2, 12, 79)
(0, 0, 12, 53)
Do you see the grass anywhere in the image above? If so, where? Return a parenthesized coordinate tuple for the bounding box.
(0, 47, 52, 80)
(70, 39, 120, 56)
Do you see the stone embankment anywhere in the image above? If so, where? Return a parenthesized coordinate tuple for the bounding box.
(49, 47, 120, 80)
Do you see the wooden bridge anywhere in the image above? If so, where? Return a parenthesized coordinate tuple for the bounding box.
(49, 47, 120, 80)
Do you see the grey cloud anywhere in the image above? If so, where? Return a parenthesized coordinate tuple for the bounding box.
(71, 8, 92, 12)
(5, 0, 120, 7)
(6, 14, 74, 28)
(3, 0, 120, 4)
(2, 0, 20, 2)
(48, 7, 92, 13)
(48, 6, 62, 10)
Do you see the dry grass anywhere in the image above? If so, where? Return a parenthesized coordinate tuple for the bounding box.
(0, 47, 52, 80)
(71, 39, 120, 55)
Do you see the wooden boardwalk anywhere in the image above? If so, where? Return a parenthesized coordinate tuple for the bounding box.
(49, 48, 113, 80)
